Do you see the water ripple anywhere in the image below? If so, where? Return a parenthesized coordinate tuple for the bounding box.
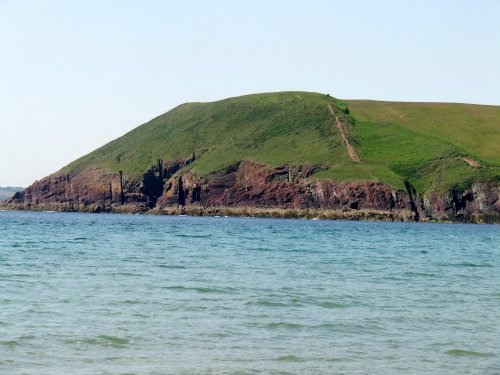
(0, 211, 498, 374)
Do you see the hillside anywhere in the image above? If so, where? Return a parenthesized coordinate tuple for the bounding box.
(5, 92, 500, 222)
(344, 100, 500, 191)
(63, 92, 351, 178)
(63, 92, 499, 193)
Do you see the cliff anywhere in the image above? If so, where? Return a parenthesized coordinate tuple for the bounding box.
(3, 92, 499, 222)
(4, 159, 499, 223)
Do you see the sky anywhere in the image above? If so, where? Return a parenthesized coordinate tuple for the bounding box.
(1, 0, 499, 187)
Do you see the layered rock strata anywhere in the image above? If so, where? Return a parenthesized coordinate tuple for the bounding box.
(3, 160, 499, 223)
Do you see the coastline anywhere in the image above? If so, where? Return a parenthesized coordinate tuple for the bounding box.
(2, 202, 498, 224)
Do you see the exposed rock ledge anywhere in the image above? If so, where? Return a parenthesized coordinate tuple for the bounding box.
(2, 160, 499, 223)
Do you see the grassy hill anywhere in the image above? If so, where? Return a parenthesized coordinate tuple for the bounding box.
(62, 92, 499, 193)
(343, 100, 500, 191)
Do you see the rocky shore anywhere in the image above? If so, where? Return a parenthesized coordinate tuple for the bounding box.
(3, 160, 499, 223)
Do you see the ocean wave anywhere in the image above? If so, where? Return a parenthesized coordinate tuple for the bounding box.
(65, 335, 130, 348)
(0, 340, 21, 347)
(164, 285, 235, 294)
(158, 264, 187, 269)
(446, 349, 495, 357)
(275, 354, 304, 362)
(246, 300, 289, 307)
(265, 322, 305, 330)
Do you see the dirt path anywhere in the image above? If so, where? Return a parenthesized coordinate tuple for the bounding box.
(461, 157, 481, 167)
(294, 93, 302, 99)
(328, 104, 360, 162)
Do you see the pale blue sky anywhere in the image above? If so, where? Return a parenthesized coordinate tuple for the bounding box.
(1, 0, 499, 186)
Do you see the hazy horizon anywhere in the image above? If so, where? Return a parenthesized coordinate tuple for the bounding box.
(1, 0, 499, 186)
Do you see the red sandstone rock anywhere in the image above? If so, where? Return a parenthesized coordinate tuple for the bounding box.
(4, 160, 499, 222)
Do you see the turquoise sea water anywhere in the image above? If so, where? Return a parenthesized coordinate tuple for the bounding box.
(0, 211, 499, 374)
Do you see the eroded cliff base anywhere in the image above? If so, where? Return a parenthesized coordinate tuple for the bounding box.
(2, 160, 499, 224)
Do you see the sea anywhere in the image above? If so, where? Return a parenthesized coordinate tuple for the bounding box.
(0, 210, 498, 374)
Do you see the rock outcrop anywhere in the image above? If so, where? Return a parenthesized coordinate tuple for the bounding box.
(423, 181, 500, 223)
(3, 160, 499, 223)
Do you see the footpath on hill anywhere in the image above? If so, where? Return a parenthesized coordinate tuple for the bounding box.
(461, 157, 481, 167)
(327, 104, 360, 162)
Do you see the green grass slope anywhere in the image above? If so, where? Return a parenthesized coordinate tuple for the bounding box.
(64, 92, 351, 175)
(344, 100, 500, 191)
(62, 92, 499, 193)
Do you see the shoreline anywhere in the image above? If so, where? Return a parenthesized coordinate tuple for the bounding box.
(2, 202, 499, 224)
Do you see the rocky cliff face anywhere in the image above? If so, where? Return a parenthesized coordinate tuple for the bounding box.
(423, 182, 500, 222)
(157, 161, 411, 211)
(3, 160, 499, 223)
